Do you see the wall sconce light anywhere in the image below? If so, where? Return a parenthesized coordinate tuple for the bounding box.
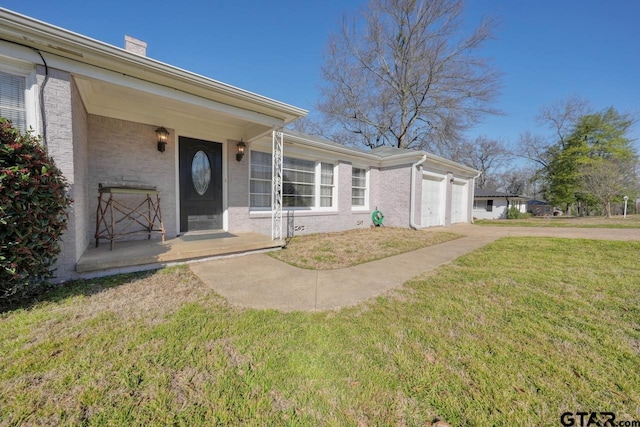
(236, 139, 246, 161)
(155, 127, 169, 152)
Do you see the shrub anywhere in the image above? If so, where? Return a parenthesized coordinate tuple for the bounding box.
(0, 119, 72, 302)
(506, 205, 531, 219)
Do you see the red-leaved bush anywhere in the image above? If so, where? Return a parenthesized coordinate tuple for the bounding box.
(0, 119, 72, 301)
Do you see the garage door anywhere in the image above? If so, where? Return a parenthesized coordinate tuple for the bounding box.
(421, 176, 444, 227)
(451, 182, 468, 223)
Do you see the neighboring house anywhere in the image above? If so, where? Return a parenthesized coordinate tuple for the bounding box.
(0, 8, 479, 281)
(527, 199, 552, 216)
(473, 188, 529, 220)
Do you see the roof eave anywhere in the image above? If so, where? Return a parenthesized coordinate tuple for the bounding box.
(283, 132, 381, 161)
(282, 133, 481, 175)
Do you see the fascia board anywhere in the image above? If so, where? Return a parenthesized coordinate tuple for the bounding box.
(283, 133, 381, 164)
(422, 153, 480, 177)
(378, 153, 423, 168)
(281, 133, 479, 176)
(375, 151, 478, 176)
(0, 8, 307, 123)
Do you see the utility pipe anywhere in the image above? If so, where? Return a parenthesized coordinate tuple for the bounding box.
(410, 155, 428, 230)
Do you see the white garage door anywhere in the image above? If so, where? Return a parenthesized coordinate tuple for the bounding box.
(451, 182, 468, 223)
(421, 177, 444, 227)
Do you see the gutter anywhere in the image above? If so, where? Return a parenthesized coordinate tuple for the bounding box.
(284, 132, 480, 176)
(470, 171, 482, 224)
(410, 155, 428, 230)
(284, 132, 381, 161)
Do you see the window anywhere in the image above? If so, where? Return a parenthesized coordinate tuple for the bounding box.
(250, 151, 335, 209)
(250, 151, 273, 208)
(283, 157, 315, 207)
(474, 200, 493, 212)
(320, 162, 334, 207)
(0, 70, 27, 132)
(352, 167, 367, 208)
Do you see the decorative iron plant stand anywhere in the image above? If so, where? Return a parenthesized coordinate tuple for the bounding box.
(95, 184, 165, 250)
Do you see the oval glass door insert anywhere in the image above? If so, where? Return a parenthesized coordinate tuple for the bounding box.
(191, 150, 211, 196)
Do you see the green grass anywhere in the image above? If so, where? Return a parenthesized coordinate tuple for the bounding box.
(271, 227, 462, 269)
(1, 239, 639, 425)
(476, 214, 640, 228)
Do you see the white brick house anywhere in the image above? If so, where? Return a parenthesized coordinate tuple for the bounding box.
(0, 8, 479, 281)
(473, 188, 529, 220)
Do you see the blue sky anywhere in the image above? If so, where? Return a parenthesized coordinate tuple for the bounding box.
(3, 0, 639, 147)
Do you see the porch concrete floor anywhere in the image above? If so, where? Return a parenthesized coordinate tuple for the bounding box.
(76, 232, 283, 274)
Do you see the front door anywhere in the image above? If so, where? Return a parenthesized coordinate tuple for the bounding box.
(179, 136, 223, 232)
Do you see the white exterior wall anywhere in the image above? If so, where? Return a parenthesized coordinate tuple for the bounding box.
(473, 198, 528, 220)
(473, 199, 510, 220)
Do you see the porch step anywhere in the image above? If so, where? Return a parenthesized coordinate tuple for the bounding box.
(76, 232, 284, 274)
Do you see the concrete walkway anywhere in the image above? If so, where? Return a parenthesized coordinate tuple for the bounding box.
(189, 224, 640, 312)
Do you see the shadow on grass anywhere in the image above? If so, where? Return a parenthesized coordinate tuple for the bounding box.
(0, 269, 158, 314)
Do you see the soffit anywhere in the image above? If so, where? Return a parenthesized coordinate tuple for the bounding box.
(75, 76, 271, 140)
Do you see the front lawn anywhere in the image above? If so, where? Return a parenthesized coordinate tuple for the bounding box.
(475, 214, 640, 228)
(1, 238, 639, 425)
(270, 227, 462, 269)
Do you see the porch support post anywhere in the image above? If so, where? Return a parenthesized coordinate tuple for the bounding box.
(271, 128, 284, 240)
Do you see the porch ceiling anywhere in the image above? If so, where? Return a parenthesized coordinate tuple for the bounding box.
(74, 76, 273, 140)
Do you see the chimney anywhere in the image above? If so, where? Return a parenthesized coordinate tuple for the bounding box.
(124, 35, 147, 56)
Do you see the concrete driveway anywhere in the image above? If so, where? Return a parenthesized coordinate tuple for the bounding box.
(189, 224, 640, 312)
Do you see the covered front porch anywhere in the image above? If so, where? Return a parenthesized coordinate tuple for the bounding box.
(70, 70, 297, 280)
(76, 232, 284, 276)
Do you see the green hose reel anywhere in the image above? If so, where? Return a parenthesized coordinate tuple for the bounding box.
(371, 209, 384, 227)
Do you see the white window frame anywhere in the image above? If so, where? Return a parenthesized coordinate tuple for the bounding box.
(249, 150, 337, 212)
(283, 156, 316, 209)
(473, 200, 493, 212)
(249, 150, 273, 209)
(351, 166, 369, 211)
(318, 162, 336, 209)
(0, 56, 39, 134)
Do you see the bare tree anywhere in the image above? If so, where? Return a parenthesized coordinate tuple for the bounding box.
(496, 166, 542, 197)
(287, 116, 328, 138)
(454, 136, 509, 188)
(515, 96, 591, 167)
(579, 158, 637, 217)
(536, 95, 590, 149)
(318, 0, 501, 155)
(515, 130, 552, 169)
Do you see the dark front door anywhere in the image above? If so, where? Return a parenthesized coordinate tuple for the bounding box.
(179, 136, 223, 232)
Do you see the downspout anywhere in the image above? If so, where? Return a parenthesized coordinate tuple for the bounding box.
(470, 171, 482, 224)
(410, 155, 428, 230)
